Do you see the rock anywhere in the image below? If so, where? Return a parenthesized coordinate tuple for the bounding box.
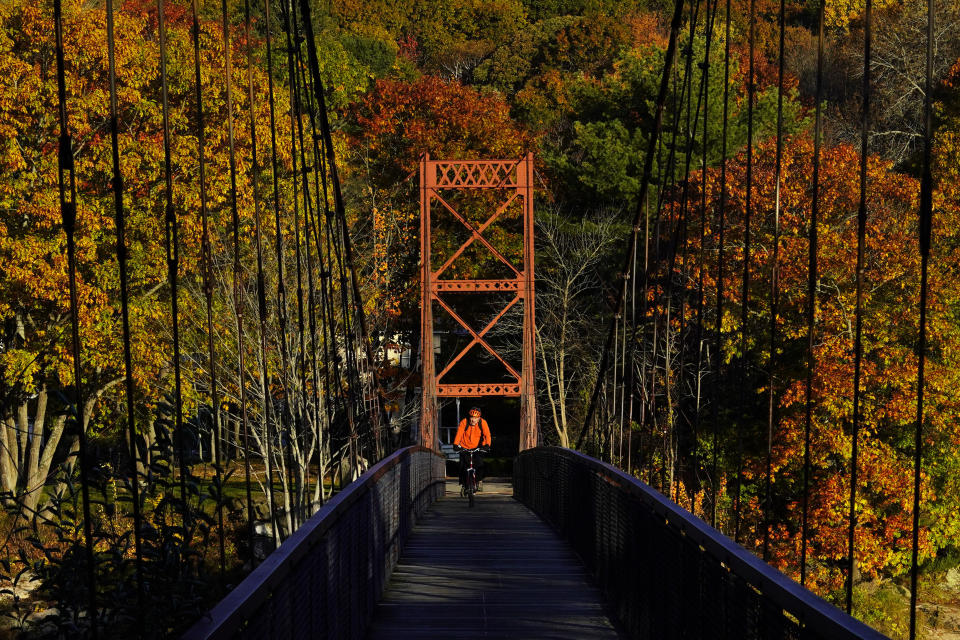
(946, 567, 960, 590)
(0, 570, 42, 602)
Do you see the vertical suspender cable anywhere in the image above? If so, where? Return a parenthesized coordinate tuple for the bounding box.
(157, 0, 190, 536)
(308, 119, 337, 502)
(263, 0, 288, 524)
(733, 0, 757, 544)
(661, 60, 686, 493)
(762, 0, 786, 562)
(710, 0, 732, 529)
(637, 188, 652, 470)
(309, 116, 338, 504)
(283, 1, 308, 533)
(614, 304, 623, 462)
(220, 0, 247, 571)
(620, 308, 628, 464)
(189, 0, 225, 578)
(847, 0, 872, 613)
(579, 0, 688, 449)
(244, 0, 265, 559)
(52, 2, 98, 634)
(307, 93, 344, 483)
(289, 4, 360, 470)
(646, 131, 667, 474)
(908, 0, 934, 635)
(105, 0, 145, 617)
(625, 209, 639, 474)
(298, 0, 388, 461)
(695, 0, 718, 514)
(674, 0, 710, 499)
(293, 55, 321, 523)
(289, 27, 332, 502)
(801, 0, 826, 587)
(290, 7, 331, 507)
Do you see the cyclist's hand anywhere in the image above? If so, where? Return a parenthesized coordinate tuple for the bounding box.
(453, 444, 462, 451)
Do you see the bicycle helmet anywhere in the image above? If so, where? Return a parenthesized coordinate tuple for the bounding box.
(468, 407, 481, 418)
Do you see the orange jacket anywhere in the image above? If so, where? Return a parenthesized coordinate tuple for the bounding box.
(453, 417, 491, 449)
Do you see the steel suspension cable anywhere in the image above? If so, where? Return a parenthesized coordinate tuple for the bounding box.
(710, 0, 732, 529)
(762, 0, 787, 562)
(282, 0, 314, 465)
(307, 127, 338, 501)
(636, 188, 652, 469)
(710, 0, 730, 527)
(578, 0, 688, 450)
(616, 308, 627, 464)
(733, 0, 757, 545)
(305, 159, 335, 505)
(52, 1, 98, 634)
(673, 0, 712, 500)
(283, 6, 310, 530)
(801, 0, 826, 588)
(694, 0, 719, 514)
(104, 0, 145, 617)
(285, 6, 315, 526)
(292, 60, 322, 519)
(156, 0, 190, 539)
(298, 0, 388, 461)
(649, 138, 667, 487)
(244, 0, 266, 558)
(262, 0, 289, 527)
(637, 124, 668, 472)
(289, 26, 338, 491)
(189, 0, 225, 577)
(219, 0, 248, 571)
(293, 0, 322, 526)
(908, 0, 934, 635)
(288, 6, 360, 469)
(299, 63, 334, 515)
(660, 62, 687, 492)
(288, 6, 339, 493)
(846, 0, 872, 613)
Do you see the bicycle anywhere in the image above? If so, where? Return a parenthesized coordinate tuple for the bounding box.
(456, 446, 488, 507)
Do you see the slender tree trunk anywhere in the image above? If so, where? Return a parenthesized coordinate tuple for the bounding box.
(0, 415, 17, 507)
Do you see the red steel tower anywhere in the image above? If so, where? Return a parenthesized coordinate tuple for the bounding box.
(419, 154, 537, 451)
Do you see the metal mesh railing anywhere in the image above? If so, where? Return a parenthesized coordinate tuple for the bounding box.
(514, 447, 888, 640)
(183, 446, 445, 640)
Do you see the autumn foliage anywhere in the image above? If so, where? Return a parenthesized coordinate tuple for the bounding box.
(3, 0, 960, 635)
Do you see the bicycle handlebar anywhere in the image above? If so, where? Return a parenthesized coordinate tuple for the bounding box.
(455, 446, 489, 453)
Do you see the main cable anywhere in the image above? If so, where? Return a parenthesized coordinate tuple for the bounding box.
(762, 0, 787, 562)
(105, 0, 145, 619)
(156, 0, 190, 542)
(733, 0, 757, 545)
(846, 0, 872, 613)
(52, 1, 98, 634)
(908, 0, 934, 635)
(801, 0, 826, 587)
(710, 0, 732, 529)
(244, 0, 265, 561)
(189, 0, 225, 578)
(262, 0, 287, 546)
(694, 0, 719, 516)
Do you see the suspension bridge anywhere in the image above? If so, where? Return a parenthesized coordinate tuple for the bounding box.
(9, 0, 940, 634)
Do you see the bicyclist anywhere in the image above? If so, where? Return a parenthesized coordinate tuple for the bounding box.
(453, 406, 491, 489)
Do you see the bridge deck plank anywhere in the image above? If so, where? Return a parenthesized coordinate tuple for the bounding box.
(366, 482, 623, 639)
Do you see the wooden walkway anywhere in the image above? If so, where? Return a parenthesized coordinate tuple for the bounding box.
(366, 480, 623, 639)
